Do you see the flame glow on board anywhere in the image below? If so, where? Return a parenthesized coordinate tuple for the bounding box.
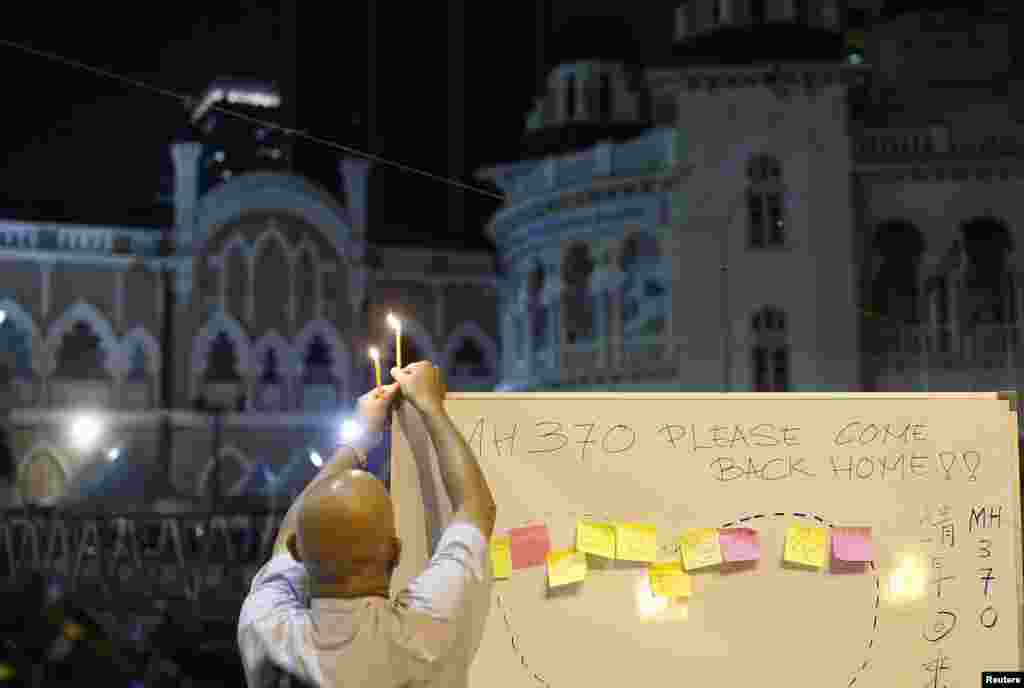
(369, 347, 380, 361)
(887, 553, 927, 602)
(386, 313, 401, 331)
(634, 573, 688, 622)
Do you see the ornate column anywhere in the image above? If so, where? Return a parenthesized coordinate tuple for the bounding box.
(170, 142, 204, 252)
(114, 270, 126, 331)
(540, 250, 563, 376)
(40, 263, 53, 319)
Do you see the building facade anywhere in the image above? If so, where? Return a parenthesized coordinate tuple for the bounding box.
(0, 149, 498, 508)
(482, 1, 1024, 402)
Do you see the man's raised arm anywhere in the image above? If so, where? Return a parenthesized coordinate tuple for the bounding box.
(391, 362, 496, 539)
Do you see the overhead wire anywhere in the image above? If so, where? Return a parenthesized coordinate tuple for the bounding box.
(0, 38, 507, 202)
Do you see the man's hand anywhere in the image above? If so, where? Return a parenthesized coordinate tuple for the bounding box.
(390, 361, 446, 416)
(356, 382, 399, 435)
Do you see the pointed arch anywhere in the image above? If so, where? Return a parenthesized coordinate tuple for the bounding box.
(294, 319, 350, 382)
(444, 321, 498, 378)
(294, 239, 320, 326)
(253, 226, 295, 264)
(196, 171, 355, 266)
(253, 329, 298, 377)
(751, 305, 790, 392)
(192, 310, 252, 388)
(252, 228, 294, 332)
(46, 301, 119, 375)
(197, 445, 251, 497)
(0, 298, 42, 374)
(118, 326, 162, 376)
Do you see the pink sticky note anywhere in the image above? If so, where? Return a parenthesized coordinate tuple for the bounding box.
(832, 527, 874, 562)
(719, 528, 761, 562)
(509, 523, 551, 570)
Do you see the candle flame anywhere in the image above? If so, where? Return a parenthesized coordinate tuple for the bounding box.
(369, 347, 380, 360)
(387, 313, 401, 330)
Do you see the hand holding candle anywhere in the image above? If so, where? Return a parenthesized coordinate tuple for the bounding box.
(387, 313, 402, 369)
(369, 347, 382, 389)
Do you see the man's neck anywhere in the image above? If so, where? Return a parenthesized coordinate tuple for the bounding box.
(312, 575, 391, 601)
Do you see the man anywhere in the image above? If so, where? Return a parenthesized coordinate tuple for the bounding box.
(238, 361, 497, 687)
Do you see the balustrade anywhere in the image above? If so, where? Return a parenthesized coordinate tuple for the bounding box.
(0, 509, 286, 616)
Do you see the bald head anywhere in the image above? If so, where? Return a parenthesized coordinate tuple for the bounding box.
(293, 470, 400, 586)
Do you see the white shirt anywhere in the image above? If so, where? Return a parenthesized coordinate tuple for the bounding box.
(238, 522, 493, 688)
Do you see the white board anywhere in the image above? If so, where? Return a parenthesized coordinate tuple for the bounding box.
(391, 392, 1023, 687)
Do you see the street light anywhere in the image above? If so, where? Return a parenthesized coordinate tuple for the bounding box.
(69, 414, 103, 453)
(340, 418, 363, 444)
(309, 450, 323, 468)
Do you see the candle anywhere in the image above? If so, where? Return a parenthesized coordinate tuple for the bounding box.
(369, 347, 382, 389)
(387, 313, 402, 369)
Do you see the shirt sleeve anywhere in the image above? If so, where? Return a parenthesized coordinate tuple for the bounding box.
(393, 521, 494, 676)
(399, 522, 491, 621)
(238, 554, 317, 688)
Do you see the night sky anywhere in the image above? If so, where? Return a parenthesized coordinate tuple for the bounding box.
(0, 3, 541, 237)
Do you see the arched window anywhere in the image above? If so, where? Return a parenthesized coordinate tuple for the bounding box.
(751, 307, 789, 392)
(126, 342, 148, 381)
(961, 217, 1014, 326)
(870, 220, 925, 325)
(565, 74, 577, 121)
(55, 322, 108, 379)
(260, 349, 281, 384)
(303, 335, 334, 385)
(295, 248, 317, 327)
(200, 447, 249, 498)
(206, 333, 241, 382)
(253, 232, 291, 335)
(452, 339, 489, 378)
(747, 154, 786, 249)
(620, 233, 667, 337)
(224, 240, 249, 322)
(599, 73, 613, 120)
(0, 317, 34, 380)
(528, 263, 547, 343)
(563, 244, 595, 344)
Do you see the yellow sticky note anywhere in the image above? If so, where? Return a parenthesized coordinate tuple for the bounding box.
(784, 524, 828, 568)
(576, 520, 616, 558)
(547, 548, 587, 587)
(648, 561, 692, 598)
(615, 522, 658, 562)
(490, 535, 512, 579)
(680, 528, 723, 570)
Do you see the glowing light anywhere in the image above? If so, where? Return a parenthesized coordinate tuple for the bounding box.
(213, 150, 226, 162)
(0, 310, 6, 325)
(309, 450, 324, 468)
(635, 572, 670, 619)
(888, 553, 927, 602)
(387, 314, 402, 368)
(69, 414, 103, 453)
(341, 418, 363, 443)
(225, 90, 281, 108)
(107, 447, 121, 462)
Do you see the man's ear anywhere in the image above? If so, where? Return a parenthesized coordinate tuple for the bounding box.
(391, 537, 402, 571)
(286, 532, 302, 562)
